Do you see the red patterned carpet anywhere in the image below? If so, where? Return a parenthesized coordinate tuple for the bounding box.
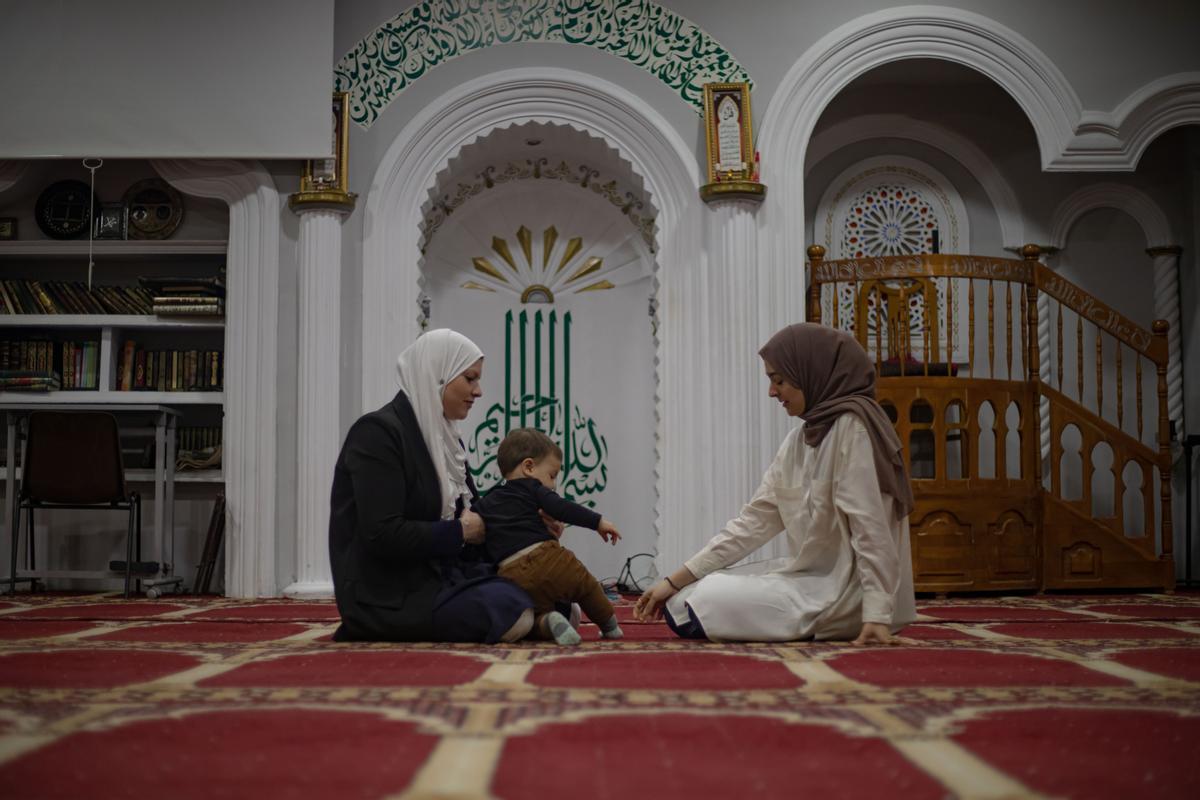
(0, 592, 1198, 799)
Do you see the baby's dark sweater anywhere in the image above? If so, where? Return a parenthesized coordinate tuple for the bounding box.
(474, 477, 602, 563)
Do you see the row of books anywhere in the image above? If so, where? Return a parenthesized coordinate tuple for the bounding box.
(0, 276, 225, 317)
(143, 275, 225, 317)
(0, 280, 155, 315)
(0, 369, 60, 391)
(115, 342, 224, 392)
(0, 339, 101, 389)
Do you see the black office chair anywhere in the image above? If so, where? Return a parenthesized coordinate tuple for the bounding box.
(9, 411, 142, 598)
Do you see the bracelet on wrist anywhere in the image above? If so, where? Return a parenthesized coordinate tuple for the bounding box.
(665, 576, 680, 591)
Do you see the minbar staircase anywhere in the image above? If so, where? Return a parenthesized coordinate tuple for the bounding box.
(808, 245, 1175, 593)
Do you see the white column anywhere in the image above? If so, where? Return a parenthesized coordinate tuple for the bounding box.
(1148, 246, 1184, 440)
(154, 159, 281, 598)
(657, 194, 781, 572)
(285, 207, 349, 598)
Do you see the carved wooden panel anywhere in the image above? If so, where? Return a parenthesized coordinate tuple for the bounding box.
(988, 511, 1036, 582)
(911, 510, 972, 588)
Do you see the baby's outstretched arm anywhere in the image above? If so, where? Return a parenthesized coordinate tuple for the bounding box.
(597, 518, 621, 545)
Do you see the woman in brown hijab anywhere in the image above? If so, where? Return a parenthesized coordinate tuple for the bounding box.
(635, 323, 916, 643)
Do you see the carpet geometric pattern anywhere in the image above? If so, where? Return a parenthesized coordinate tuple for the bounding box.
(1, 592, 1198, 799)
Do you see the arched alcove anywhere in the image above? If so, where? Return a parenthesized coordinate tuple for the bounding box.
(359, 67, 705, 575)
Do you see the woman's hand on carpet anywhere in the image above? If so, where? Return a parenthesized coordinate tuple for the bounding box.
(634, 580, 677, 621)
(851, 622, 895, 645)
(538, 511, 565, 539)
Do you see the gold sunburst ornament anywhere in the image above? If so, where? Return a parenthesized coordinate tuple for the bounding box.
(463, 225, 619, 303)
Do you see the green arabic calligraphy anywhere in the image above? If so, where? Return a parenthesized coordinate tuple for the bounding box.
(467, 308, 608, 506)
(334, 0, 752, 128)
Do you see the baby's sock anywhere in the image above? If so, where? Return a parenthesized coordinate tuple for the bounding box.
(544, 611, 582, 646)
(599, 615, 624, 640)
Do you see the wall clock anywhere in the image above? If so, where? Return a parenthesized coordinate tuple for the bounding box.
(34, 180, 95, 239)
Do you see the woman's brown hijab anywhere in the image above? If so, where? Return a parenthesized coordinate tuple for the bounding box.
(759, 323, 914, 517)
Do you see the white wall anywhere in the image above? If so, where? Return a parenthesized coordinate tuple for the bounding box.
(1, 0, 336, 159)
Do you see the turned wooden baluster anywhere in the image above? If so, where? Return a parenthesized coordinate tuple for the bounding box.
(945, 278, 954, 365)
(1154, 320, 1174, 576)
(832, 280, 840, 329)
(806, 245, 824, 324)
(1057, 303, 1064, 390)
(1019, 282, 1027, 379)
(1022, 244, 1042, 489)
(875, 285, 883, 371)
(852, 281, 860, 341)
(1137, 357, 1144, 441)
(968, 280, 976, 376)
(1095, 328, 1104, 418)
(1076, 315, 1084, 402)
(1116, 344, 1124, 431)
(987, 280, 995, 378)
(1005, 281, 1013, 380)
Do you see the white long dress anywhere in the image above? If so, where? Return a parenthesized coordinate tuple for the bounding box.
(666, 414, 916, 641)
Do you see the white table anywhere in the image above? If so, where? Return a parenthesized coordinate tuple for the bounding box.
(2, 403, 183, 597)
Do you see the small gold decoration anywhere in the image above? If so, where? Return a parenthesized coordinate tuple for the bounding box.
(516, 226, 533, 266)
(467, 226, 619, 302)
(491, 237, 519, 273)
(542, 226, 558, 268)
(520, 284, 555, 303)
(575, 280, 615, 293)
(566, 256, 603, 283)
(472, 257, 508, 282)
(557, 237, 583, 273)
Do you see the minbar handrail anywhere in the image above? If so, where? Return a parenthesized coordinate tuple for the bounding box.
(805, 245, 1166, 365)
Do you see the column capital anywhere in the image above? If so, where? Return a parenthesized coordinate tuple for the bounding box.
(288, 190, 357, 214)
(1146, 245, 1182, 258)
(699, 180, 766, 204)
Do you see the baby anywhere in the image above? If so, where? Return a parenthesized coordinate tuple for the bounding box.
(474, 427, 623, 645)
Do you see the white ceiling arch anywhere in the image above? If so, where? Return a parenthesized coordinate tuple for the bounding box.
(418, 120, 656, 255)
(806, 114, 1026, 249)
(1048, 183, 1174, 250)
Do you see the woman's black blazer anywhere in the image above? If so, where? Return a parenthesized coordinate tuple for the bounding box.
(328, 390, 467, 641)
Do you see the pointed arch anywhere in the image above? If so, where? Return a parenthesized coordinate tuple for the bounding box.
(360, 66, 704, 573)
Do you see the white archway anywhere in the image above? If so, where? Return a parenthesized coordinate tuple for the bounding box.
(1048, 183, 1173, 250)
(360, 66, 704, 569)
(756, 5, 1078, 322)
(1069, 72, 1200, 171)
(1048, 182, 1182, 436)
(805, 114, 1026, 248)
(759, 6, 1080, 182)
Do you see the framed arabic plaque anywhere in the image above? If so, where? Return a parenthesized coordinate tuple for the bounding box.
(300, 91, 351, 194)
(702, 82, 754, 183)
(123, 178, 183, 240)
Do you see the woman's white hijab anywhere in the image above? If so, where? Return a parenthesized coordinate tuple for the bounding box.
(396, 329, 484, 520)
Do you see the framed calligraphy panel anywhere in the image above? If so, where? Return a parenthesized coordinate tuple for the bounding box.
(300, 92, 351, 195)
(702, 82, 753, 184)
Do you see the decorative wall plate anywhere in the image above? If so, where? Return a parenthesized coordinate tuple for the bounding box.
(34, 180, 95, 239)
(122, 179, 183, 240)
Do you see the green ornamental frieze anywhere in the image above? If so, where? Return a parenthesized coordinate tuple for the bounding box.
(334, 0, 752, 128)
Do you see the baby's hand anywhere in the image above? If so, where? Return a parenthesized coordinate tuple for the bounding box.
(597, 518, 621, 545)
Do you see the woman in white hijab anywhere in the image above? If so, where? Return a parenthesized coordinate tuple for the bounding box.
(329, 329, 535, 642)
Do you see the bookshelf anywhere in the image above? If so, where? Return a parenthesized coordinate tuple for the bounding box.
(0, 165, 230, 594)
